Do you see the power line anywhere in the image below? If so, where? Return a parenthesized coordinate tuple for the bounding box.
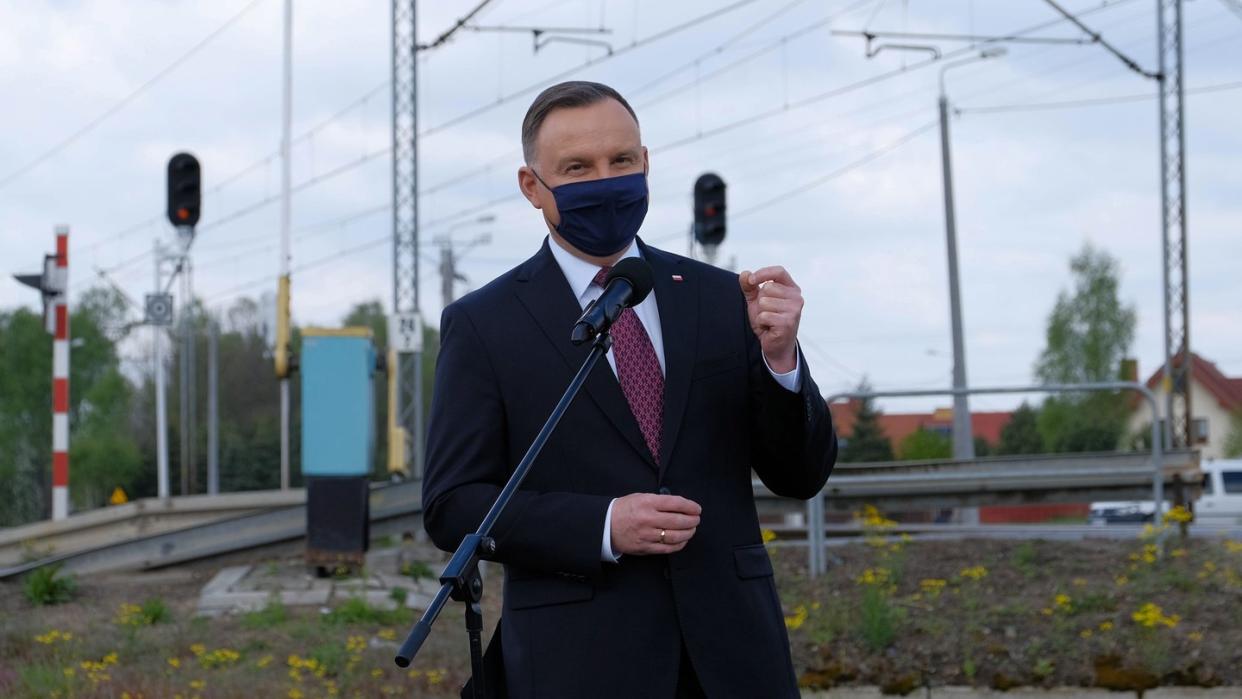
(635, 2, 873, 111)
(1041, 0, 1159, 79)
(420, 0, 497, 50)
(649, 0, 1142, 155)
(0, 0, 268, 192)
(627, 0, 827, 97)
(416, 0, 763, 140)
(732, 120, 938, 219)
(959, 79, 1242, 114)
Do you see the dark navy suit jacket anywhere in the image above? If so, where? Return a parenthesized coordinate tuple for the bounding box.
(422, 237, 838, 698)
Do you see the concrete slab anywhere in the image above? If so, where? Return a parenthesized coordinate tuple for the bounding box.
(201, 565, 250, 595)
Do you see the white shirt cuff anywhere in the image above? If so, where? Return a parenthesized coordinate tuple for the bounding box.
(763, 346, 801, 393)
(601, 498, 621, 562)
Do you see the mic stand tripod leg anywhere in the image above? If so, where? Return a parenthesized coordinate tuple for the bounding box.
(465, 598, 485, 698)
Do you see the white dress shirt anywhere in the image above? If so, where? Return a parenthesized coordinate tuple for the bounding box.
(546, 236, 801, 562)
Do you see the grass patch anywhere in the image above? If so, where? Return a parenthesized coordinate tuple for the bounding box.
(241, 598, 290, 629)
(401, 560, 436, 581)
(858, 586, 902, 651)
(22, 565, 76, 606)
(321, 596, 410, 627)
(1012, 541, 1039, 578)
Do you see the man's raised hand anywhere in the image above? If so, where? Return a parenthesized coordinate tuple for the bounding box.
(739, 266, 803, 374)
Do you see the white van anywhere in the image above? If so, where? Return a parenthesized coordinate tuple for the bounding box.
(1196, 459, 1242, 525)
(1088, 459, 1242, 526)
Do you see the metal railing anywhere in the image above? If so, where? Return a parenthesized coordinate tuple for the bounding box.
(807, 382, 1161, 577)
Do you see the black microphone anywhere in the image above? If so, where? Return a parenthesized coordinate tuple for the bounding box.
(571, 257, 655, 345)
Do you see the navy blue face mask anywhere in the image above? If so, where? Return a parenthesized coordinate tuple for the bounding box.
(532, 170, 649, 257)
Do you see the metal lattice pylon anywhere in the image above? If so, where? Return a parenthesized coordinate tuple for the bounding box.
(392, 0, 423, 477)
(1157, 0, 1190, 448)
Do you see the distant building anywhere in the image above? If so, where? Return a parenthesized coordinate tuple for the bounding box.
(1126, 352, 1242, 459)
(830, 402, 1012, 453)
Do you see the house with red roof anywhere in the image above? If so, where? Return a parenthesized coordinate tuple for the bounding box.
(830, 402, 1012, 454)
(1126, 352, 1242, 460)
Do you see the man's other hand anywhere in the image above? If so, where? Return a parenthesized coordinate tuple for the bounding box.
(610, 493, 701, 555)
(739, 266, 803, 374)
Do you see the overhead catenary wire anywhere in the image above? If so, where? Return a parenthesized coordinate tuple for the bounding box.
(0, 0, 268, 193)
(1041, 0, 1159, 79)
(732, 120, 939, 219)
(959, 79, 1242, 115)
(649, 0, 1142, 154)
(627, 0, 829, 97)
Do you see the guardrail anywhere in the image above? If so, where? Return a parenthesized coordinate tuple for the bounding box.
(0, 480, 423, 580)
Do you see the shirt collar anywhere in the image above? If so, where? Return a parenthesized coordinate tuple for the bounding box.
(547, 235, 641, 301)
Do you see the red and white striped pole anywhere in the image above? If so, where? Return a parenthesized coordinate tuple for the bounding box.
(51, 225, 70, 521)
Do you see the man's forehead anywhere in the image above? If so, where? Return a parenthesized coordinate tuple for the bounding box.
(534, 100, 640, 157)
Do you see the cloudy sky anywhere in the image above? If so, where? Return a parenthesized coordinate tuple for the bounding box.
(2, 0, 1239, 414)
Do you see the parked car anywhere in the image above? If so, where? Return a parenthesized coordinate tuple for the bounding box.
(1089, 459, 1242, 525)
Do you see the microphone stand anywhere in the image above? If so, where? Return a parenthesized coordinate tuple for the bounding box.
(394, 329, 614, 698)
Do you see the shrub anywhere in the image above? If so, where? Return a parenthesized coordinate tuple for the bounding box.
(23, 565, 76, 606)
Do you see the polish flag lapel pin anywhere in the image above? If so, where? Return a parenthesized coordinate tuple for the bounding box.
(671, 274, 684, 283)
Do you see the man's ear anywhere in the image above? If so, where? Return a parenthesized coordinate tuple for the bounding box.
(517, 166, 543, 209)
(642, 146, 649, 176)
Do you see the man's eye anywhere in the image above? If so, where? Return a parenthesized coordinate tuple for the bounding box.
(615, 156, 632, 164)
(565, 164, 584, 173)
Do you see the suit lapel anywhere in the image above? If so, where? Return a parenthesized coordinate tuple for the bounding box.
(514, 239, 657, 472)
(639, 240, 697, 481)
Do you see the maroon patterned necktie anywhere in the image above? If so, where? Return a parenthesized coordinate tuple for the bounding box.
(594, 266, 664, 461)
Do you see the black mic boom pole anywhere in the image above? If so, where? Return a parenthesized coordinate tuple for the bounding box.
(394, 258, 655, 698)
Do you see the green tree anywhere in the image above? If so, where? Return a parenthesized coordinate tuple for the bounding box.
(899, 428, 951, 460)
(0, 287, 136, 524)
(839, 379, 893, 462)
(1224, 410, 1242, 459)
(997, 402, 1043, 455)
(1034, 245, 1136, 453)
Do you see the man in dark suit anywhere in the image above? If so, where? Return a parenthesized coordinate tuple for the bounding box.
(423, 80, 837, 698)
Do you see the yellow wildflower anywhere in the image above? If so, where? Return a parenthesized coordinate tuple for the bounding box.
(1099, 621, 1114, 631)
(761, 529, 777, 544)
(856, 567, 891, 586)
(190, 679, 206, 690)
(371, 668, 384, 678)
(378, 628, 397, 641)
(1188, 631, 1203, 642)
(1132, 602, 1180, 628)
(959, 566, 988, 581)
(919, 579, 947, 597)
(784, 605, 808, 630)
(168, 657, 181, 669)
(1080, 629, 1093, 639)
(1163, 505, 1193, 524)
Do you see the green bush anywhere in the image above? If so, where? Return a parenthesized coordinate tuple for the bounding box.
(23, 565, 76, 606)
(140, 597, 170, 624)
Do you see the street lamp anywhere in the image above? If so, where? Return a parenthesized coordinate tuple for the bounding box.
(938, 47, 1006, 463)
(433, 215, 494, 309)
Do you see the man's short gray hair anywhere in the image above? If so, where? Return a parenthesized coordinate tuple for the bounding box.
(521, 81, 640, 165)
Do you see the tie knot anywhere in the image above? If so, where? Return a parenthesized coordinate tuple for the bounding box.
(592, 266, 612, 288)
